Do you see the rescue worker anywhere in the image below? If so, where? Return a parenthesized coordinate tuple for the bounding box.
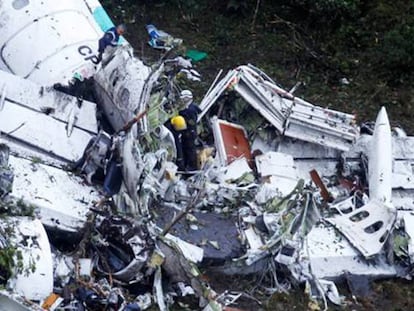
(178, 89, 201, 171)
(53, 72, 89, 104)
(166, 115, 187, 171)
(97, 24, 126, 62)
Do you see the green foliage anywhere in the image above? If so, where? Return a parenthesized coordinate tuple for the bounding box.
(30, 156, 42, 164)
(224, 0, 251, 16)
(278, 0, 361, 29)
(0, 219, 38, 285)
(140, 0, 252, 15)
(0, 245, 37, 283)
(296, 0, 360, 15)
(379, 24, 414, 71)
(175, 0, 206, 11)
(103, 0, 414, 133)
(0, 246, 17, 284)
(313, 0, 359, 11)
(100, 0, 140, 24)
(365, 1, 409, 31)
(0, 198, 35, 217)
(226, 0, 249, 11)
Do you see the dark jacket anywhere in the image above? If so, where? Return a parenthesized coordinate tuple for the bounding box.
(179, 102, 201, 132)
(98, 27, 120, 53)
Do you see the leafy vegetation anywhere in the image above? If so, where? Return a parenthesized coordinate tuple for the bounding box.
(103, 0, 414, 133)
(0, 198, 35, 217)
(0, 220, 37, 286)
(0, 246, 19, 285)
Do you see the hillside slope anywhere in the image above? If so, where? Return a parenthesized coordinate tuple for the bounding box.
(104, 0, 414, 133)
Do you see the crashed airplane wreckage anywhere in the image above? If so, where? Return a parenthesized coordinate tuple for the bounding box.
(2, 1, 414, 311)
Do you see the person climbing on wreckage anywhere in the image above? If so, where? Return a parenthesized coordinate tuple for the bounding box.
(97, 23, 126, 63)
(53, 72, 94, 104)
(166, 89, 201, 172)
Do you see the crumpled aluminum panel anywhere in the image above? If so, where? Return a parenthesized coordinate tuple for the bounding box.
(325, 199, 397, 258)
(199, 65, 359, 151)
(303, 224, 397, 280)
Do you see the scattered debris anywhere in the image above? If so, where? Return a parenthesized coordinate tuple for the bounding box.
(146, 24, 183, 51)
(3, 1, 414, 310)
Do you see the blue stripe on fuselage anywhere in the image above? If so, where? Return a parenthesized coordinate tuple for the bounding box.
(92, 6, 125, 43)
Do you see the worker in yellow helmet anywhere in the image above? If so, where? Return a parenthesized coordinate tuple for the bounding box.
(167, 115, 187, 170)
(170, 115, 187, 131)
(166, 90, 201, 172)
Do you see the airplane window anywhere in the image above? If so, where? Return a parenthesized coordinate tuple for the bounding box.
(12, 0, 29, 10)
(109, 69, 119, 87)
(120, 88, 130, 104)
(112, 76, 119, 87)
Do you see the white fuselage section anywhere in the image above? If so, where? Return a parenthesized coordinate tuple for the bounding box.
(0, 0, 110, 84)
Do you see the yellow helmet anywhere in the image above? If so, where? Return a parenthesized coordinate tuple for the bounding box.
(171, 115, 187, 131)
